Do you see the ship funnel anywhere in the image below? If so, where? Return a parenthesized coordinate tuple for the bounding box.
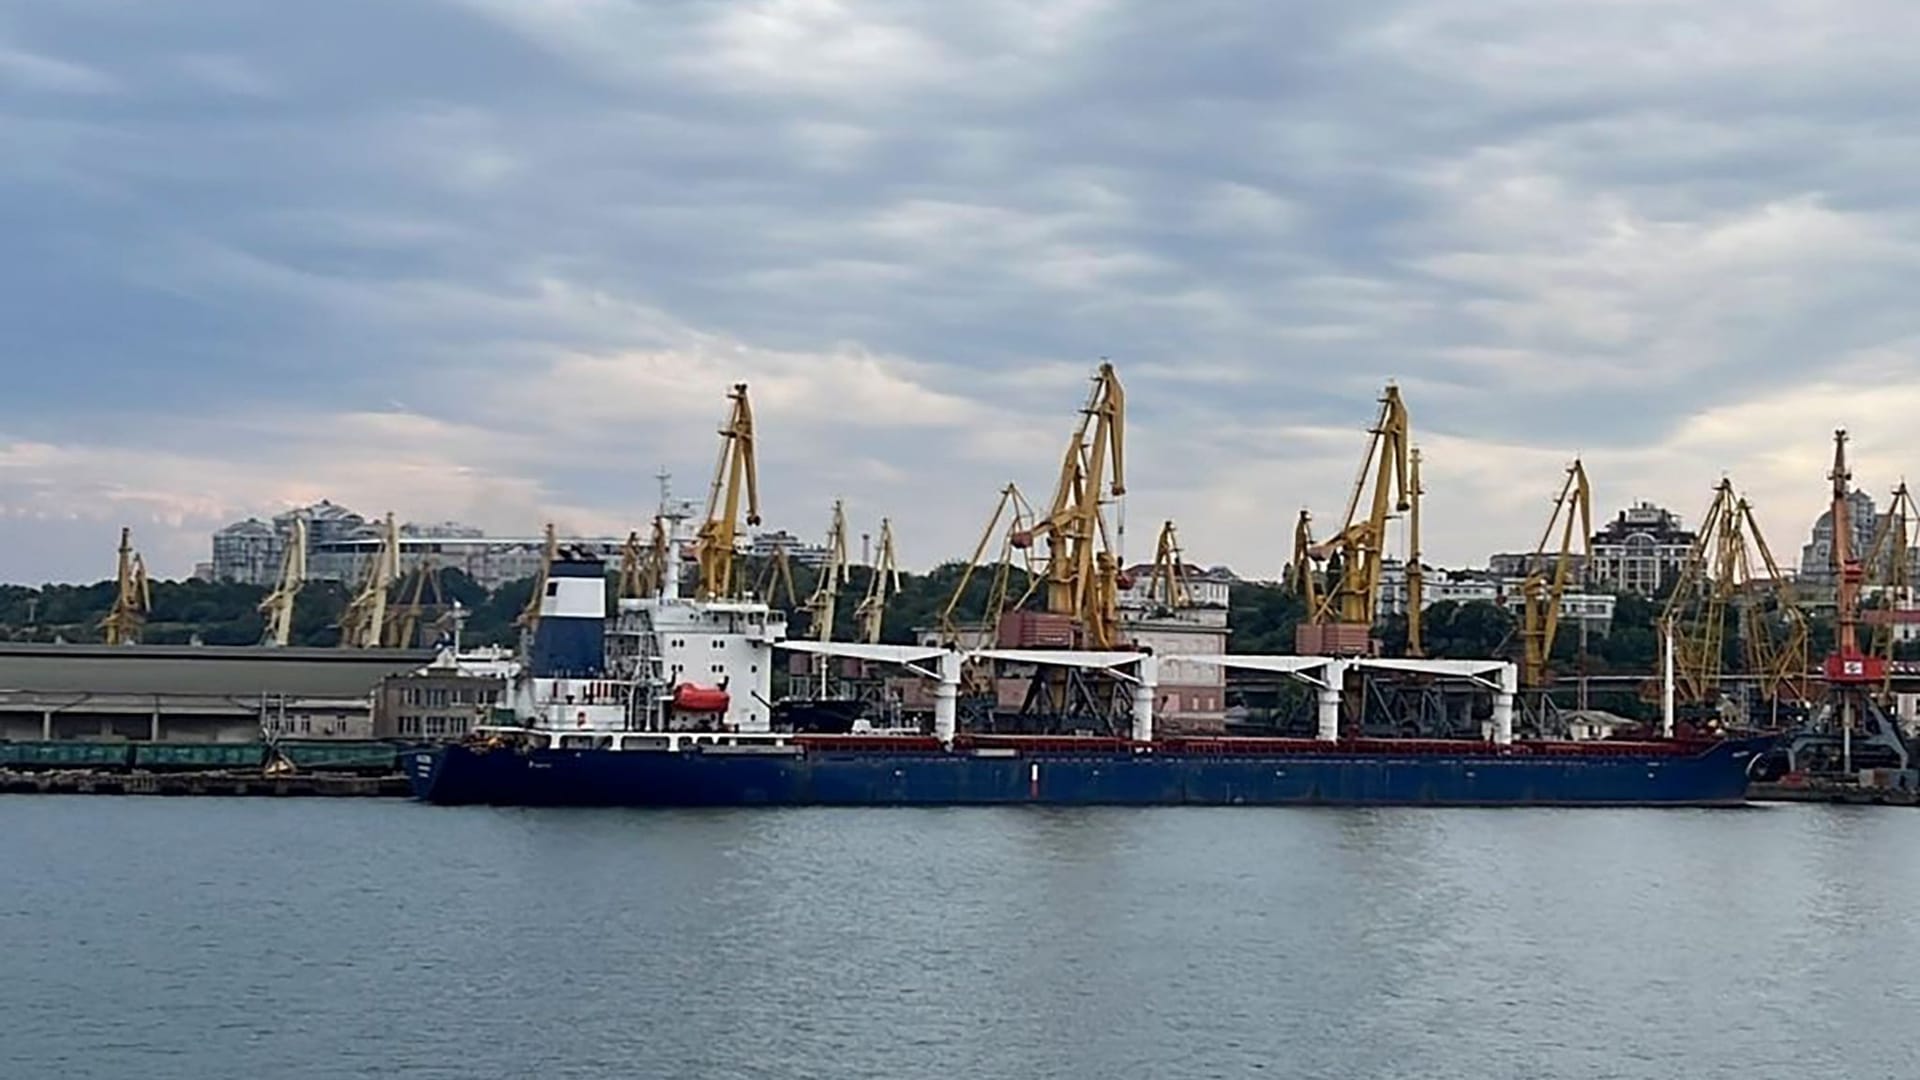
(529, 552, 607, 678)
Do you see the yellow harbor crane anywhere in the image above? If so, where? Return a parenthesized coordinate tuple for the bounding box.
(695, 383, 760, 600)
(1661, 480, 1808, 714)
(389, 556, 443, 650)
(1144, 519, 1194, 614)
(855, 518, 901, 644)
(805, 500, 851, 642)
(940, 482, 1041, 645)
(1519, 459, 1593, 689)
(101, 526, 151, 646)
(619, 517, 671, 601)
(1864, 481, 1920, 696)
(340, 513, 399, 648)
(259, 517, 307, 647)
(518, 523, 559, 633)
(754, 534, 800, 610)
(1012, 361, 1127, 649)
(1293, 384, 1418, 656)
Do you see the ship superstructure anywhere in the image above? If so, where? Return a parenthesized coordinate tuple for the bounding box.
(491, 503, 786, 750)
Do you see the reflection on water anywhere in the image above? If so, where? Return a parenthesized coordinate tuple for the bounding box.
(4, 799, 1919, 1079)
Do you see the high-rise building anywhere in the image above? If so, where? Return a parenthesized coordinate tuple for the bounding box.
(1798, 490, 1879, 586)
(210, 518, 281, 585)
(1588, 502, 1695, 595)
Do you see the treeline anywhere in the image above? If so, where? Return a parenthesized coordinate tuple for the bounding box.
(3, 567, 1893, 681)
(0, 571, 534, 647)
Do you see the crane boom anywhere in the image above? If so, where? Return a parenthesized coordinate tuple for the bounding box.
(102, 526, 151, 646)
(695, 383, 760, 600)
(855, 518, 901, 644)
(1297, 384, 1413, 654)
(805, 501, 851, 642)
(940, 482, 1039, 645)
(259, 517, 307, 647)
(1147, 520, 1194, 612)
(1519, 459, 1592, 689)
(1015, 362, 1126, 649)
(1662, 481, 1807, 709)
(518, 523, 559, 632)
(340, 513, 399, 648)
(1865, 482, 1919, 694)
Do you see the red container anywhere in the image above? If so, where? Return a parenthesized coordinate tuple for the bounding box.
(997, 611, 1078, 649)
(1294, 623, 1373, 656)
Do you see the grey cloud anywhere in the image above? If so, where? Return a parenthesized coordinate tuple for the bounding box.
(3, 0, 1919, 579)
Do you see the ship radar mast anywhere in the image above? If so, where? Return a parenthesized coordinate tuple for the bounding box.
(654, 466, 697, 601)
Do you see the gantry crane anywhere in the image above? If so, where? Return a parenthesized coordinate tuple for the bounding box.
(855, 518, 901, 644)
(259, 517, 307, 647)
(694, 383, 760, 600)
(340, 513, 400, 648)
(101, 526, 150, 646)
(1012, 361, 1126, 649)
(1661, 480, 1807, 716)
(1519, 459, 1592, 689)
(1295, 384, 1416, 656)
(940, 482, 1041, 645)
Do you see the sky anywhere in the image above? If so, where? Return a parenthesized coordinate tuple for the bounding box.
(5, 0, 1920, 584)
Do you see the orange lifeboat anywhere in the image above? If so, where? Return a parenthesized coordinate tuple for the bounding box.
(672, 684, 731, 713)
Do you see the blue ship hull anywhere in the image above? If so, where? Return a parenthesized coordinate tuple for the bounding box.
(405, 736, 1772, 808)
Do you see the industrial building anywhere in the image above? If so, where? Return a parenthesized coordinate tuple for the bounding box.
(0, 643, 433, 743)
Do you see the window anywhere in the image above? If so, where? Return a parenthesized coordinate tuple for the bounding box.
(546, 582, 559, 597)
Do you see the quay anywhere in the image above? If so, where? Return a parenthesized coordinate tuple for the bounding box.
(0, 769, 410, 798)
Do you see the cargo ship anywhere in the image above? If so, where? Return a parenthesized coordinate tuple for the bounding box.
(403, 537, 1771, 809)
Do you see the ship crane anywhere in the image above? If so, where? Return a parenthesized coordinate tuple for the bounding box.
(1297, 384, 1417, 656)
(695, 383, 761, 600)
(855, 518, 901, 644)
(1013, 361, 1126, 650)
(101, 526, 151, 646)
(1519, 459, 1592, 691)
(939, 482, 1041, 645)
(340, 513, 400, 648)
(259, 517, 307, 647)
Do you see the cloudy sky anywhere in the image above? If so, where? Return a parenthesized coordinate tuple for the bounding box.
(5, 0, 1920, 584)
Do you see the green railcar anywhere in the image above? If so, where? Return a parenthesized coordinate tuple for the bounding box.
(0, 741, 136, 771)
(273, 740, 404, 775)
(132, 742, 266, 772)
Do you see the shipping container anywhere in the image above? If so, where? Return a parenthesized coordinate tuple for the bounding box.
(1294, 623, 1374, 657)
(997, 611, 1078, 649)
